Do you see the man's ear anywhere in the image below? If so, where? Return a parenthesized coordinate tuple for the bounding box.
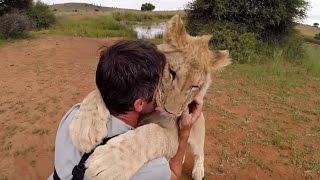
(133, 98, 145, 113)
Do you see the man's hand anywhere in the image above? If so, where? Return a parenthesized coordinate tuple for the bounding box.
(179, 98, 203, 133)
(169, 97, 203, 180)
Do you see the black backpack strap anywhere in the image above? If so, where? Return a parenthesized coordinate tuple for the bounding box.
(54, 135, 119, 180)
(53, 168, 61, 180)
(71, 135, 119, 180)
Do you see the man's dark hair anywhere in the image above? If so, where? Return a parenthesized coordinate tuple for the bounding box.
(96, 40, 166, 115)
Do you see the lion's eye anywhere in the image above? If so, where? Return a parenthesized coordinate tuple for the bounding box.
(169, 68, 176, 80)
(192, 86, 200, 88)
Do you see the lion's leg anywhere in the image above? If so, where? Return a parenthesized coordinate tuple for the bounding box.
(188, 113, 205, 180)
(85, 114, 179, 180)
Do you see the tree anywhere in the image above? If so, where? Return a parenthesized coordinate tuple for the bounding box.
(186, 0, 309, 42)
(313, 23, 319, 28)
(27, 1, 56, 28)
(0, 0, 33, 16)
(141, 3, 155, 11)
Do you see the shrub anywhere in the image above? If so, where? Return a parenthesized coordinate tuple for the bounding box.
(27, 1, 56, 29)
(186, 0, 309, 42)
(201, 24, 259, 63)
(315, 33, 320, 40)
(186, 0, 309, 63)
(0, 0, 33, 16)
(141, 3, 155, 11)
(283, 32, 305, 62)
(0, 13, 32, 38)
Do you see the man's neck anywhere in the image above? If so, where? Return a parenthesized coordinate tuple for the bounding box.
(115, 111, 139, 128)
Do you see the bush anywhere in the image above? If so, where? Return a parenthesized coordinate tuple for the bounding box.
(0, 0, 33, 16)
(315, 33, 320, 40)
(27, 1, 56, 29)
(201, 24, 259, 63)
(186, 0, 309, 63)
(283, 32, 305, 62)
(0, 13, 32, 38)
(186, 0, 309, 42)
(141, 3, 155, 11)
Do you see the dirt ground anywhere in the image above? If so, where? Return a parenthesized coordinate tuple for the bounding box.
(0, 35, 319, 180)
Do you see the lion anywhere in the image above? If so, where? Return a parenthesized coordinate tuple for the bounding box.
(68, 15, 231, 180)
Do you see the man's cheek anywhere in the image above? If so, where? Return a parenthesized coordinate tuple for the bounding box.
(142, 102, 156, 114)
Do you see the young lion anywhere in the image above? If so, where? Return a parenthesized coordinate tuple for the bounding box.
(70, 15, 231, 180)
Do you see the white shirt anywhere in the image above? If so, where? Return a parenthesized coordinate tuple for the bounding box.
(48, 104, 170, 180)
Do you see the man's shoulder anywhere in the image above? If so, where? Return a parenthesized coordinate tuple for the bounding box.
(59, 103, 81, 125)
(54, 103, 82, 179)
(131, 157, 170, 180)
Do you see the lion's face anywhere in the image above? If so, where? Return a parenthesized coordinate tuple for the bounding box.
(156, 15, 231, 116)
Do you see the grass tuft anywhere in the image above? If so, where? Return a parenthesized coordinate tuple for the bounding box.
(14, 145, 35, 156)
(111, 11, 174, 24)
(302, 44, 320, 75)
(50, 15, 137, 38)
(32, 128, 49, 135)
(250, 155, 272, 171)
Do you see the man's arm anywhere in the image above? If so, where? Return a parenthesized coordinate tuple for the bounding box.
(169, 130, 190, 179)
(169, 98, 203, 180)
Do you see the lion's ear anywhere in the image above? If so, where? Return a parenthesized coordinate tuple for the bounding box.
(202, 35, 212, 44)
(163, 15, 188, 48)
(211, 50, 231, 71)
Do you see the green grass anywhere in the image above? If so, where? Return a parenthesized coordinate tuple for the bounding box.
(111, 11, 175, 24)
(292, 149, 320, 173)
(208, 60, 319, 178)
(0, 37, 5, 45)
(303, 44, 320, 75)
(32, 128, 49, 135)
(50, 15, 137, 38)
(50, 3, 119, 12)
(250, 155, 272, 171)
(14, 145, 35, 156)
(311, 126, 320, 132)
(30, 160, 36, 167)
(0, 175, 8, 180)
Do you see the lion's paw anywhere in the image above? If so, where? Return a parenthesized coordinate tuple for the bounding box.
(192, 162, 204, 180)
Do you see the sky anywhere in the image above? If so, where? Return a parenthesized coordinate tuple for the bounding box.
(43, 0, 320, 25)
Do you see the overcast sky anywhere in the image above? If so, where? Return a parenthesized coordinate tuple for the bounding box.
(43, 0, 320, 25)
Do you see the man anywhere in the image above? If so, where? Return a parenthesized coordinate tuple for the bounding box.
(48, 40, 202, 180)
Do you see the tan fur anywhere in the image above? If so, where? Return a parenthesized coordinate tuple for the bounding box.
(70, 15, 231, 179)
(69, 89, 109, 153)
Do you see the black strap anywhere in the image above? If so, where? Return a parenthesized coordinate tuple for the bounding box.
(54, 135, 119, 180)
(53, 168, 61, 180)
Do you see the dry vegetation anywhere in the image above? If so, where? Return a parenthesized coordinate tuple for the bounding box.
(296, 24, 320, 37)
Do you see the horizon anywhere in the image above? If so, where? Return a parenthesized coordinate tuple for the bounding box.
(44, 0, 320, 26)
